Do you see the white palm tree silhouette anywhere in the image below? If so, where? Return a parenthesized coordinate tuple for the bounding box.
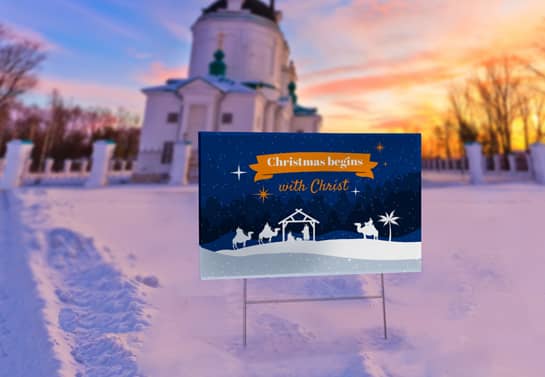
(379, 210, 400, 242)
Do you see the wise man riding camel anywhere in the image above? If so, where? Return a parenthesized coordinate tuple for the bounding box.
(232, 227, 253, 249)
(354, 218, 379, 240)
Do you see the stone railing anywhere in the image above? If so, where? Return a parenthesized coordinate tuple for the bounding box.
(422, 158, 468, 172)
(424, 142, 545, 185)
(0, 140, 136, 189)
(20, 157, 134, 186)
(0, 139, 194, 190)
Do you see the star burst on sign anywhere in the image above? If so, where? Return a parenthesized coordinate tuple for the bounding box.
(376, 143, 384, 152)
(351, 187, 360, 197)
(255, 187, 272, 203)
(230, 164, 247, 181)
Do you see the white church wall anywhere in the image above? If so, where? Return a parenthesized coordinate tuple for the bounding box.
(189, 14, 288, 89)
(139, 92, 182, 151)
(263, 102, 277, 132)
(253, 94, 267, 132)
(134, 92, 182, 178)
(279, 41, 291, 97)
(218, 93, 257, 132)
(179, 80, 223, 143)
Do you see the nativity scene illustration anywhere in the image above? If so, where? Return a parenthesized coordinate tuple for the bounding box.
(229, 208, 405, 252)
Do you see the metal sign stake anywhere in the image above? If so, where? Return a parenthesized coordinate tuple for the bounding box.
(242, 273, 388, 347)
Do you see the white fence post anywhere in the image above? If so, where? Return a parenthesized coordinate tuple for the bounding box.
(81, 159, 90, 174)
(0, 140, 34, 189)
(526, 152, 534, 177)
(465, 142, 484, 184)
(85, 141, 116, 188)
(170, 142, 192, 185)
(45, 158, 54, 174)
(493, 154, 502, 172)
(508, 154, 517, 174)
(64, 159, 73, 175)
(530, 143, 545, 184)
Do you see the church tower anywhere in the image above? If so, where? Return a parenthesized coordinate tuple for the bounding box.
(189, 0, 290, 96)
(133, 0, 322, 183)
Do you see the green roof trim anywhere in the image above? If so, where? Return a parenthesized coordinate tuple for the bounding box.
(242, 81, 276, 90)
(294, 104, 318, 116)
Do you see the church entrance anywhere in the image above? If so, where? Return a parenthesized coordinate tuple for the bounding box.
(185, 104, 207, 146)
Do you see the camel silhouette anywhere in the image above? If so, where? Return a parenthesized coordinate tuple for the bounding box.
(354, 218, 379, 240)
(232, 227, 254, 250)
(258, 223, 280, 244)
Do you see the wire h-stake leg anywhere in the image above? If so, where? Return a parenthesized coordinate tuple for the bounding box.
(242, 278, 247, 347)
(381, 273, 388, 340)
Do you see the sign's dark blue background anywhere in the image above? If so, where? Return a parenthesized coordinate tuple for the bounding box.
(199, 133, 421, 250)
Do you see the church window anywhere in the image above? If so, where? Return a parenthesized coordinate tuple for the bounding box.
(222, 113, 233, 124)
(167, 112, 179, 124)
(161, 141, 174, 164)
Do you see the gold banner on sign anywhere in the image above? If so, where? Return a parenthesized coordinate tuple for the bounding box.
(249, 152, 378, 182)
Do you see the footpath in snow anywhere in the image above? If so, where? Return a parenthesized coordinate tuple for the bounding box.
(0, 191, 59, 377)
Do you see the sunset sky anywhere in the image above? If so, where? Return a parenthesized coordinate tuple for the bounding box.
(2, 0, 545, 135)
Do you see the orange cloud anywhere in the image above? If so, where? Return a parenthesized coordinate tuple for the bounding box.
(136, 62, 189, 85)
(36, 76, 144, 114)
(301, 66, 455, 98)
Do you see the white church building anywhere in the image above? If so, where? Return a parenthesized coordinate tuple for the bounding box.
(133, 0, 322, 182)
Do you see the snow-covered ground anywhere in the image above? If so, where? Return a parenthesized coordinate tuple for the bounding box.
(203, 239, 421, 279)
(1, 179, 545, 376)
(214, 239, 421, 260)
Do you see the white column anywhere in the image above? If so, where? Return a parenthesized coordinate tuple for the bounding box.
(508, 154, 517, 174)
(465, 143, 484, 185)
(169, 142, 192, 185)
(64, 159, 73, 175)
(0, 140, 33, 189)
(530, 143, 545, 184)
(85, 141, 116, 188)
(45, 158, 54, 174)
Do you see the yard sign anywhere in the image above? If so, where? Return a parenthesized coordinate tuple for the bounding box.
(199, 132, 421, 280)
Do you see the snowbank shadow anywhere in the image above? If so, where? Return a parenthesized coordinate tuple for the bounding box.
(47, 228, 148, 377)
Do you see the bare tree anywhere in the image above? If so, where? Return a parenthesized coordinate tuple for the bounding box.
(473, 57, 522, 155)
(534, 94, 545, 142)
(448, 84, 479, 153)
(0, 24, 45, 107)
(517, 91, 531, 151)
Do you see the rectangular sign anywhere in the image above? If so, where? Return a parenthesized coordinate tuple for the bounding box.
(199, 132, 422, 280)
